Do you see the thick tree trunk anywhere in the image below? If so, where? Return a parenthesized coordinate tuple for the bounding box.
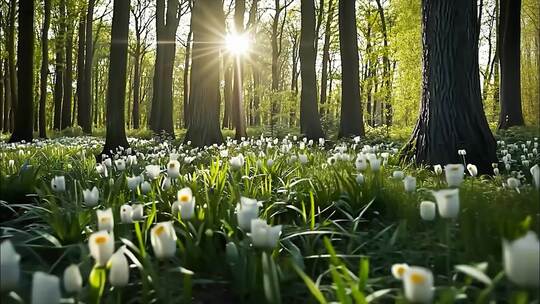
(76, 9, 86, 131)
(319, 0, 334, 116)
(39, 0, 51, 138)
(61, 21, 74, 129)
(401, 0, 496, 174)
(338, 0, 364, 138)
(299, 0, 324, 139)
(232, 0, 247, 139)
(9, 0, 34, 142)
(101, 0, 130, 156)
(185, 0, 224, 147)
(80, 0, 95, 134)
(497, 0, 524, 129)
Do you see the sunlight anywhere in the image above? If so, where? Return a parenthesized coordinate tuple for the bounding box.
(225, 33, 250, 56)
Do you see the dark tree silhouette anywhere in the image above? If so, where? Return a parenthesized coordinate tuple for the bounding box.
(231, 0, 247, 140)
(75, 7, 86, 132)
(338, 0, 364, 138)
(101, 0, 130, 155)
(184, 0, 224, 147)
(39, 0, 51, 138)
(9, 0, 34, 143)
(319, 0, 334, 115)
(79, 0, 95, 134)
(498, 0, 524, 129)
(401, 0, 496, 174)
(53, 1, 65, 131)
(61, 2, 74, 130)
(299, 0, 324, 140)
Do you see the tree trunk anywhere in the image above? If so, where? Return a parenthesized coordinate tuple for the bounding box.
(39, 0, 51, 138)
(223, 56, 233, 129)
(497, 0, 524, 129)
(53, 35, 64, 130)
(400, 0, 496, 174)
(3, 59, 11, 133)
(101, 0, 130, 156)
(232, 0, 247, 139)
(184, 0, 224, 147)
(9, 0, 34, 142)
(375, 0, 392, 127)
(7, 0, 17, 125)
(61, 18, 74, 129)
(76, 8, 86, 131)
(182, 22, 192, 129)
(80, 0, 95, 134)
(338, 0, 364, 138)
(299, 0, 324, 139)
(319, 0, 334, 117)
(132, 43, 142, 129)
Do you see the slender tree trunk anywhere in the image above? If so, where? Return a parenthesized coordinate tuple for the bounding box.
(3, 59, 11, 133)
(400, 0, 496, 174)
(80, 0, 95, 134)
(375, 0, 392, 127)
(101, 0, 130, 156)
(7, 0, 17, 123)
(498, 0, 524, 129)
(299, 0, 324, 139)
(185, 0, 224, 147)
(132, 43, 142, 129)
(53, 37, 64, 130)
(76, 9, 86, 131)
(9, 0, 35, 142)
(232, 0, 247, 139)
(183, 23, 192, 128)
(338, 0, 364, 137)
(0, 52, 3, 131)
(39, 0, 51, 138)
(62, 20, 74, 129)
(223, 56, 233, 129)
(319, 0, 334, 117)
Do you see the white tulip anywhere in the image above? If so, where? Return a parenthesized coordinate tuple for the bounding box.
(150, 222, 177, 259)
(419, 201, 436, 221)
(432, 189, 460, 219)
(131, 204, 144, 221)
(0, 240, 20, 292)
(503, 231, 540, 288)
(96, 164, 108, 177)
(83, 186, 99, 207)
(356, 173, 365, 185)
(63, 264, 82, 294)
(466, 164, 478, 177)
(458, 149, 467, 156)
(126, 155, 137, 166)
(236, 197, 259, 231)
(145, 165, 161, 180)
(230, 155, 245, 170)
(444, 164, 464, 187)
(507, 177, 521, 190)
(403, 176, 416, 193)
(103, 158, 112, 167)
(250, 219, 282, 250)
(115, 159, 126, 171)
(172, 187, 196, 220)
(161, 177, 172, 190)
(120, 204, 133, 224)
(141, 181, 152, 194)
(109, 249, 130, 287)
(493, 168, 500, 176)
(530, 164, 539, 189)
(392, 171, 405, 180)
(97, 208, 114, 232)
(355, 155, 368, 171)
(167, 160, 180, 178)
(402, 267, 434, 303)
(266, 159, 274, 168)
(89, 230, 114, 267)
(32, 272, 61, 304)
(369, 158, 381, 172)
(51, 176, 66, 192)
(298, 154, 308, 164)
(126, 176, 141, 191)
(433, 165, 443, 175)
(391, 263, 409, 280)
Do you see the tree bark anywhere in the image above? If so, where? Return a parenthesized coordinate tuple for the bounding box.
(375, 0, 392, 127)
(232, 0, 247, 139)
(9, 0, 34, 142)
(400, 0, 496, 174)
(184, 0, 224, 147)
(76, 8, 86, 131)
(223, 56, 233, 129)
(299, 0, 324, 139)
(182, 19, 192, 129)
(7, 0, 17, 127)
(61, 12, 74, 129)
(53, 33, 64, 130)
(338, 0, 364, 138)
(497, 0, 524, 129)
(101, 0, 130, 156)
(39, 0, 51, 138)
(3, 59, 11, 133)
(319, 0, 334, 116)
(80, 0, 95, 134)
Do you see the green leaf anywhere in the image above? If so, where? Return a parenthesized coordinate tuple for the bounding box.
(262, 252, 281, 304)
(89, 266, 106, 304)
(291, 262, 328, 304)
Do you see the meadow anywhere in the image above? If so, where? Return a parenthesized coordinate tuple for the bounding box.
(0, 127, 539, 304)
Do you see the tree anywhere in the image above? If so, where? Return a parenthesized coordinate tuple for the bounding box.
(182, 6, 193, 128)
(319, 0, 334, 114)
(400, 0, 496, 174)
(39, 0, 52, 138)
(338, 0, 364, 138)
(101, 0, 130, 155)
(231, 0, 247, 139)
(184, 0, 224, 147)
(299, 0, 324, 140)
(53, 1, 65, 130)
(9, 0, 34, 142)
(498, 0, 524, 129)
(78, 0, 95, 134)
(375, 0, 393, 127)
(61, 0, 74, 129)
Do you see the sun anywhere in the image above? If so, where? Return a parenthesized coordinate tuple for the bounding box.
(225, 33, 250, 56)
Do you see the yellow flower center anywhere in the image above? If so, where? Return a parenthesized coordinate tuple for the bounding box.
(169, 163, 175, 168)
(450, 167, 459, 171)
(155, 226, 166, 236)
(100, 217, 110, 223)
(179, 194, 190, 203)
(410, 273, 426, 284)
(95, 236, 108, 245)
(397, 266, 406, 277)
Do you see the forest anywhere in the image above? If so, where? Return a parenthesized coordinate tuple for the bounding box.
(0, 0, 539, 303)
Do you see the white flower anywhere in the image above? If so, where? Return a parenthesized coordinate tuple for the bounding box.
(392, 171, 404, 180)
(369, 158, 381, 172)
(402, 267, 434, 303)
(172, 187, 196, 220)
(131, 204, 144, 221)
(355, 155, 368, 171)
(120, 204, 133, 224)
(356, 174, 365, 185)
(63, 264, 82, 294)
(419, 201, 436, 221)
(266, 159, 274, 168)
(507, 177, 521, 190)
(115, 159, 126, 171)
(230, 154, 245, 170)
(530, 164, 539, 189)
(83, 186, 99, 207)
(141, 181, 152, 194)
(391, 263, 409, 280)
(493, 168, 500, 176)
(150, 222, 177, 259)
(109, 249, 130, 287)
(403, 176, 416, 193)
(467, 164, 478, 177)
(250, 219, 282, 250)
(433, 165, 443, 175)
(89, 230, 114, 267)
(145, 165, 161, 180)
(445, 164, 464, 187)
(220, 150, 229, 158)
(126, 176, 141, 191)
(0, 240, 20, 292)
(97, 208, 114, 232)
(298, 154, 308, 164)
(126, 155, 137, 166)
(51, 176, 66, 192)
(31, 272, 61, 304)
(103, 158, 112, 167)
(167, 160, 180, 178)
(503, 231, 540, 288)
(236, 197, 259, 231)
(432, 189, 460, 219)
(458, 149, 467, 156)
(161, 177, 172, 190)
